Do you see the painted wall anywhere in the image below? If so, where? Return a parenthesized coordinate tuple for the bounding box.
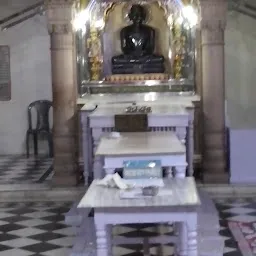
(225, 12, 256, 129)
(0, 14, 52, 155)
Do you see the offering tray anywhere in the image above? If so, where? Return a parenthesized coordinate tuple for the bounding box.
(119, 178, 169, 199)
(119, 186, 172, 199)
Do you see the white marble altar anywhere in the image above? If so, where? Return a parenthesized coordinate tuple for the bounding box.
(80, 93, 198, 185)
(96, 132, 187, 179)
(87, 104, 193, 184)
(78, 178, 200, 256)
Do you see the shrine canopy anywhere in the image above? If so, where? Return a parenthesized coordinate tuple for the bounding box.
(73, 0, 199, 95)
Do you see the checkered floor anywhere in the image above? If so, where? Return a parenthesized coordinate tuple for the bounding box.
(215, 197, 256, 256)
(0, 198, 251, 256)
(0, 156, 53, 184)
(0, 201, 73, 256)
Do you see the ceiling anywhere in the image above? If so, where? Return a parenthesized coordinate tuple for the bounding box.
(0, 0, 43, 30)
(245, 0, 256, 7)
(1, 0, 256, 30)
(229, 0, 256, 20)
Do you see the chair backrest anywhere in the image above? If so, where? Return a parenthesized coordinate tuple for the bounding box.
(28, 100, 52, 131)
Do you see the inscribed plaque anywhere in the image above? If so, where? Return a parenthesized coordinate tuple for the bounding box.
(114, 113, 148, 132)
(0, 46, 11, 101)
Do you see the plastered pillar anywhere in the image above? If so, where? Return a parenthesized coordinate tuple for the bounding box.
(45, 0, 78, 186)
(201, 0, 229, 183)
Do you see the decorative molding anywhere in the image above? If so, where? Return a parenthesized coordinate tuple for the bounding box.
(48, 23, 73, 34)
(200, 0, 227, 44)
(44, 0, 76, 34)
(201, 27, 224, 45)
(200, 0, 227, 31)
(201, 19, 226, 31)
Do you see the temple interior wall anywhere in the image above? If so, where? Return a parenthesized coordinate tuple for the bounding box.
(0, 14, 52, 155)
(0, 7, 255, 154)
(225, 12, 256, 129)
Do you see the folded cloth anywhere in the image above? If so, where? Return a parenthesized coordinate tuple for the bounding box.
(96, 173, 131, 190)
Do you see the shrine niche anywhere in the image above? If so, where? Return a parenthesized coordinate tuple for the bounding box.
(73, 0, 198, 93)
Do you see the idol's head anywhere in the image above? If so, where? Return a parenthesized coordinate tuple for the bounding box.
(128, 4, 147, 24)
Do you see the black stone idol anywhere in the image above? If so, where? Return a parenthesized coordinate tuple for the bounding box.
(112, 4, 165, 74)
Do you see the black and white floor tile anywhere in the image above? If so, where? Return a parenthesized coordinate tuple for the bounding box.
(0, 201, 73, 256)
(215, 197, 256, 256)
(0, 198, 252, 256)
(0, 156, 53, 184)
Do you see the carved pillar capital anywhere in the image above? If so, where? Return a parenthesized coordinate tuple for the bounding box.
(44, 0, 77, 34)
(200, 0, 227, 23)
(200, 0, 227, 45)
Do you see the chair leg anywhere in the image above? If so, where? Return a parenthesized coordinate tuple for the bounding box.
(33, 133, 38, 156)
(26, 132, 30, 158)
(47, 132, 53, 158)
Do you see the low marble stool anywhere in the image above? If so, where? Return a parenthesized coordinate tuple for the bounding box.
(95, 132, 187, 179)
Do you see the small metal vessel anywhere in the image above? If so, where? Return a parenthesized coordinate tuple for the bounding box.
(142, 186, 159, 196)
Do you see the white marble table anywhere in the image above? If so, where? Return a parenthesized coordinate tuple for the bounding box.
(78, 177, 200, 256)
(95, 132, 187, 179)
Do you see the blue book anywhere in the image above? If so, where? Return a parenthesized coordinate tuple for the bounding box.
(123, 160, 162, 179)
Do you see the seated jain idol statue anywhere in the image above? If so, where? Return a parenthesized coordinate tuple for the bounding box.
(112, 4, 165, 74)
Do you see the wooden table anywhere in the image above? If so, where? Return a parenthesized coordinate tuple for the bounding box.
(78, 177, 200, 256)
(95, 132, 187, 179)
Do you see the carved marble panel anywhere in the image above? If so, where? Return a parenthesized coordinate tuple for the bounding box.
(0, 45, 11, 101)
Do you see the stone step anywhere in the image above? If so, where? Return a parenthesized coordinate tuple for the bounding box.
(71, 216, 96, 256)
(65, 201, 91, 227)
(197, 189, 220, 233)
(70, 216, 224, 256)
(67, 189, 224, 256)
(198, 213, 220, 233)
(198, 236, 225, 256)
(197, 189, 219, 215)
(71, 234, 224, 256)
